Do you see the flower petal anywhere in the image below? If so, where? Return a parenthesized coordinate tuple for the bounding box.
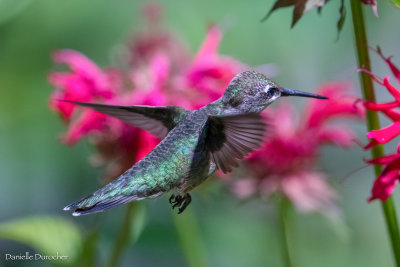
(317, 125, 357, 147)
(381, 108, 400, 121)
(52, 50, 105, 83)
(304, 82, 365, 128)
(62, 110, 108, 145)
(193, 25, 222, 61)
(366, 153, 400, 165)
(383, 77, 400, 103)
(376, 49, 400, 85)
(364, 101, 398, 111)
(231, 179, 258, 198)
(281, 172, 339, 219)
(364, 139, 379, 150)
(368, 158, 400, 202)
(367, 121, 400, 145)
(272, 103, 297, 138)
(51, 50, 114, 97)
(358, 68, 385, 85)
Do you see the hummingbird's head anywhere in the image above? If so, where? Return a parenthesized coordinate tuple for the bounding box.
(220, 71, 327, 113)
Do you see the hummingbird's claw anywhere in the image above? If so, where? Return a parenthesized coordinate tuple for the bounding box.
(169, 194, 175, 204)
(169, 193, 192, 214)
(172, 195, 183, 209)
(178, 194, 192, 214)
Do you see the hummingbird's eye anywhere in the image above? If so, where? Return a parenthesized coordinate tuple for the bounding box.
(265, 86, 279, 97)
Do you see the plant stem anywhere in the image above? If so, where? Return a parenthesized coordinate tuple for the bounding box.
(350, 1, 400, 266)
(78, 219, 101, 267)
(279, 197, 293, 267)
(107, 202, 138, 267)
(172, 208, 209, 267)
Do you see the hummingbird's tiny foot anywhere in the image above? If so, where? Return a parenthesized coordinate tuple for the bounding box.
(171, 195, 183, 209)
(177, 194, 192, 214)
(170, 194, 192, 213)
(169, 194, 175, 204)
(170, 194, 187, 210)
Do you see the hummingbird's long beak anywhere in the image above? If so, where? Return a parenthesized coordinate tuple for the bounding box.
(280, 88, 328, 99)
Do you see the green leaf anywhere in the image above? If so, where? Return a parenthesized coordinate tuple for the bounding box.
(0, 216, 83, 262)
(392, 0, 400, 8)
(0, 0, 34, 25)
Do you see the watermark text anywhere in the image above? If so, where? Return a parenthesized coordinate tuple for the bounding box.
(5, 252, 69, 261)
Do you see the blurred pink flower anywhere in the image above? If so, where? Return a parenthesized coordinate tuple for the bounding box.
(232, 83, 364, 217)
(49, 3, 244, 180)
(362, 49, 400, 201)
(48, 50, 115, 120)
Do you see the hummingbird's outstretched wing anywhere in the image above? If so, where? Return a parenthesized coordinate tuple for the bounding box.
(206, 113, 268, 173)
(60, 100, 190, 139)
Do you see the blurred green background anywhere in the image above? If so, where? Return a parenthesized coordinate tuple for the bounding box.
(0, 0, 400, 266)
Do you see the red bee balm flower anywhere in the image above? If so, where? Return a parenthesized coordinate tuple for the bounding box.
(233, 83, 364, 217)
(49, 4, 244, 180)
(362, 50, 400, 202)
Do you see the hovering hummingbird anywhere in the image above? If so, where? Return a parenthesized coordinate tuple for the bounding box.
(63, 71, 327, 216)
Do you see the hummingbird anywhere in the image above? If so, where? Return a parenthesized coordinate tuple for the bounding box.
(63, 71, 327, 216)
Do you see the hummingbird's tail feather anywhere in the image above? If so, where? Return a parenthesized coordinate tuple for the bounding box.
(64, 194, 141, 216)
(64, 175, 165, 216)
